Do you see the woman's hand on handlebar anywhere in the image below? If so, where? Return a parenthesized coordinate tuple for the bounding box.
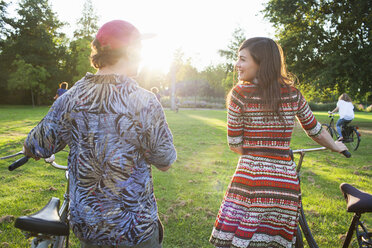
(334, 140, 348, 153)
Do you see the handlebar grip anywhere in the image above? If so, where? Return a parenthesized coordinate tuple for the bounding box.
(341, 150, 351, 158)
(8, 156, 29, 171)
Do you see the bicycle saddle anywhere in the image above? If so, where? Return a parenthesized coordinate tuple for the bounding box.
(340, 183, 372, 213)
(14, 197, 69, 236)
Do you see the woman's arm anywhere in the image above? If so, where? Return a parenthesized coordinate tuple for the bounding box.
(311, 128, 347, 152)
(329, 106, 339, 114)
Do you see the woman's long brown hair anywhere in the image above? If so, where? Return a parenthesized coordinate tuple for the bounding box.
(339, 93, 352, 102)
(227, 37, 295, 122)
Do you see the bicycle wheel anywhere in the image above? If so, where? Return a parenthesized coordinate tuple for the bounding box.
(295, 226, 304, 248)
(322, 124, 337, 140)
(298, 206, 319, 248)
(344, 128, 361, 151)
(52, 236, 67, 248)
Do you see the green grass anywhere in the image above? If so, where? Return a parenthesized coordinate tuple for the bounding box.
(0, 106, 371, 247)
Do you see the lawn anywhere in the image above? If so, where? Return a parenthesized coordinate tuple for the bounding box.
(0, 106, 371, 248)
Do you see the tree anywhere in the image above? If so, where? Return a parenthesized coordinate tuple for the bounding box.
(67, 0, 99, 82)
(0, 0, 12, 102)
(216, 28, 246, 95)
(0, 0, 67, 105)
(218, 27, 246, 73)
(0, 0, 11, 43)
(200, 64, 226, 97)
(136, 67, 166, 90)
(8, 56, 50, 107)
(73, 0, 99, 39)
(263, 0, 372, 102)
(67, 38, 96, 82)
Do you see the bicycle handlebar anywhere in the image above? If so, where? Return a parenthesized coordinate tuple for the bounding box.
(2, 152, 67, 171)
(292, 147, 351, 158)
(341, 150, 351, 158)
(8, 156, 29, 171)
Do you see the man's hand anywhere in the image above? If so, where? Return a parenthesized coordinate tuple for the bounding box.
(22, 145, 40, 160)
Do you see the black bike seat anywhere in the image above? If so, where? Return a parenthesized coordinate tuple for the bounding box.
(340, 183, 372, 213)
(14, 197, 69, 236)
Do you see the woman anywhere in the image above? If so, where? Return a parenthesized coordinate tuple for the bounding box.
(53, 81, 68, 100)
(23, 20, 176, 247)
(329, 93, 354, 140)
(210, 37, 347, 248)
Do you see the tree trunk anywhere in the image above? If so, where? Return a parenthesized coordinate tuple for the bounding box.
(31, 90, 35, 108)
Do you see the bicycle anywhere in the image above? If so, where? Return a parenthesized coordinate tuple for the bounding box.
(1, 151, 70, 248)
(322, 112, 361, 151)
(292, 147, 372, 248)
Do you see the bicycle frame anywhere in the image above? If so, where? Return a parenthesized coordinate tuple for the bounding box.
(293, 147, 370, 248)
(32, 158, 70, 248)
(1, 152, 70, 248)
(293, 147, 325, 248)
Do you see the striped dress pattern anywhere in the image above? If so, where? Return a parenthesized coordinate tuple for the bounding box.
(210, 83, 322, 248)
(25, 73, 177, 246)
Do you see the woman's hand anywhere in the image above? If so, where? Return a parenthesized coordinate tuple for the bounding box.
(334, 140, 348, 153)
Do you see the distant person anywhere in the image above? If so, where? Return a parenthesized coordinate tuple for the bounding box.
(209, 37, 347, 248)
(151, 86, 162, 102)
(174, 95, 180, 113)
(23, 19, 176, 247)
(329, 93, 355, 140)
(53, 82, 68, 100)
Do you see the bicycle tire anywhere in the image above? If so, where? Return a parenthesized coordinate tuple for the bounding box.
(322, 124, 337, 140)
(295, 226, 304, 248)
(52, 236, 67, 248)
(344, 128, 361, 151)
(298, 206, 319, 248)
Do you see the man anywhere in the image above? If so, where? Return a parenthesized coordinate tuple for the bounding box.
(24, 20, 176, 247)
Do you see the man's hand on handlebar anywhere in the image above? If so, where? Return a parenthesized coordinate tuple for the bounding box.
(22, 144, 40, 160)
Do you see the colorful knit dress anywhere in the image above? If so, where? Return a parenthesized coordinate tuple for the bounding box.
(210, 83, 322, 248)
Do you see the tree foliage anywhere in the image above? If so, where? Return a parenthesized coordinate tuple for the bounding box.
(67, 0, 99, 83)
(263, 0, 372, 102)
(8, 56, 50, 106)
(73, 0, 99, 39)
(0, 0, 67, 104)
(218, 27, 246, 73)
(0, 0, 11, 44)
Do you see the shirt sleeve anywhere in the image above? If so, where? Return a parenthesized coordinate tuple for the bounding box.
(295, 90, 322, 137)
(227, 85, 244, 147)
(24, 98, 70, 158)
(145, 96, 177, 169)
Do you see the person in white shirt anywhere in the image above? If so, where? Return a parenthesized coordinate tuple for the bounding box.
(329, 93, 355, 140)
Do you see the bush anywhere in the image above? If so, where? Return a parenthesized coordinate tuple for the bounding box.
(308, 102, 336, 111)
(160, 96, 225, 109)
(355, 104, 365, 112)
(366, 105, 372, 113)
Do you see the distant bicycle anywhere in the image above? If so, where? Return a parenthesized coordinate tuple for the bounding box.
(322, 112, 361, 151)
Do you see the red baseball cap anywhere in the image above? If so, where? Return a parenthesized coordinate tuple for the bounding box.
(96, 20, 153, 49)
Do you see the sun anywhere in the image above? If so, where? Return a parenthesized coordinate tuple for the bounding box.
(140, 36, 174, 74)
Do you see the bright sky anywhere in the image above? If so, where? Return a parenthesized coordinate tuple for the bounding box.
(12, 0, 276, 73)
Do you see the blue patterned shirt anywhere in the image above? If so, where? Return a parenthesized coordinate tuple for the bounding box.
(25, 73, 177, 245)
